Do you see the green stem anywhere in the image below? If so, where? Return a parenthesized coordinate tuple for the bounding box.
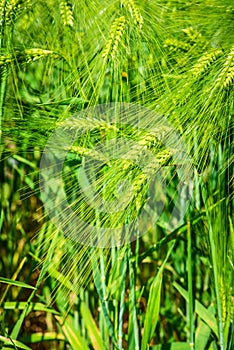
(0, 2, 13, 151)
(128, 244, 140, 350)
(118, 248, 127, 350)
(0, 66, 8, 135)
(187, 220, 194, 349)
(201, 183, 224, 350)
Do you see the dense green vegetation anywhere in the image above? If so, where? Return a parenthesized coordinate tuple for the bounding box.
(0, 1, 233, 349)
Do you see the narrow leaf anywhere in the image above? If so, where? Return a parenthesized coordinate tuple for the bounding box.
(141, 242, 175, 350)
(152, 342, 191, 349)
(21, 332, 65, 343)
(195, 319, 211, 350)
(173, 282, 218, 337)
(81, 302, 106, 350)
(0, 277, 36, 290)
(4, 302, 59, 315)
(0, 335, 31, 350)
(55, 315, 90, 350)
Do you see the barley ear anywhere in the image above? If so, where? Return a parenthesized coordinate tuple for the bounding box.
(216, 46, 234, 90)
(164, 38, 191, 52)
(0, 49, 58, 66)
(121, 0, 143, 28)
(5, 0, 31, 24)
(59, 1, 74, 28)
(191, 49, 222, 77)
(102, 16, 126, 61)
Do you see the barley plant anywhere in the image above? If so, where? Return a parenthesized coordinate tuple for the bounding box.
(0, 0, 233, 349)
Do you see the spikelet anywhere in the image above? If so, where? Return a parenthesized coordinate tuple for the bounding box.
(0, 0, 5, 19)
(102, 16, 126, 61)
(182, 26, 203, 43)
(59, 1, 74, 28)
(215, 46, 234, 90)
(0, 54, 12, 66)
(5, 0, 30, 24)
(122, 0, 143, 28)
(0, 49, 58, 66)
(24, 48, 59, 62)
(164, 38, 190, 52)
(191, 49, 222, 77)
(219, 276, 227, 325)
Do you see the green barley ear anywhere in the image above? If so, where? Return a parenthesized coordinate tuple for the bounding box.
(0, 0, 5, 19)
(0, 53, 12, 66)
(218, 276, 233, 328)
(23, 48, 59, 63)
(216, 45, 234, 89)
(102, 16, 126, 61)
(5, 0, 31, 24)
(0, 48, 59, 67)
(59, 1, 74, 28)
(163, 38, 191, 53)
(190, 49, 223, 77)
(182, 26, 203, 43)
(121, 0, 143, 28)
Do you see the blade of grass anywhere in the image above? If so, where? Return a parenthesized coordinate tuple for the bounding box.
(10, 292, 37, 340)
(195, 319, 212, 350)
(173, 281, 218, 337)
(201, 182, 225, 349)
(4, 302, 59, 315)
(187, 219, 194, 349)
(21, 332, 65, 343)
(0, 277, 36, 290)
(0, 257, 29, 306)
(117, 248, 127, 350)
(151, 342, 191, 349)
(91, 249, 119, 349)
(141, 241, 175, 350)
(55, 315, 90, 350)
(128, 242, 140, 350)
(80, 302, 106, 350)
(0, 335, 31, 350)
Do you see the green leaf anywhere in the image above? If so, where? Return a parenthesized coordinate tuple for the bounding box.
(10, 307, 31, 340)
(0, 335, 31, 350)
(12, 154, 37, 169)
(0, 277, 36, 290)
(91, 252, 118, 348)
(151, 342, 191, 349)
(12, 164, 35, 190)
(4, 302, 59, 315)
(141, 270, 162, 350)
(55, 315, 90, 350)
(21, 332, 65, 343)
(81, 302, 106, 350)
(141, 242, 175, 350)
(173, 282, 218, 337)
(195, 319, 211, 350)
